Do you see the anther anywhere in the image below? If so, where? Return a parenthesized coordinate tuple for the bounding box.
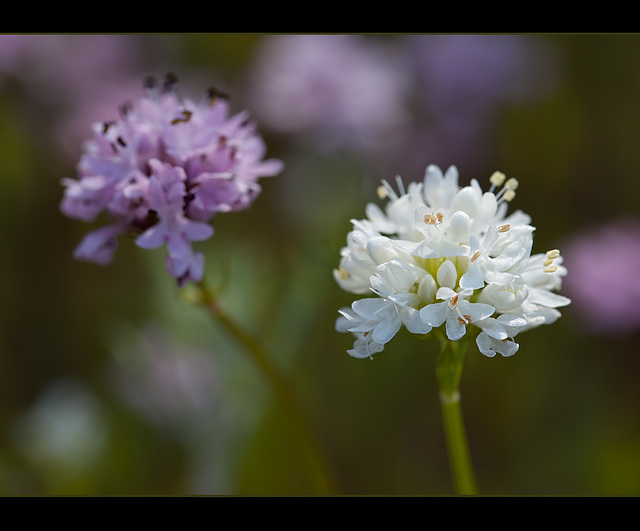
(489, 171, 506, 187)
(171, 109, 193, 125)
(544, 265, 558, 273)
(451, 294, 459, 306)
(143, 75, 157, 93)
(424, 212, 443, 226)
(163, 72, 179, 93)
(470, 250, 481, 262)
(457, 314, 471, 325)
(206, 86, 229, 105)
(546, 249, 560, 260)
(505, 177, 519, 190)
(498, 224, 511, 233)
(502, 189, 516, 202)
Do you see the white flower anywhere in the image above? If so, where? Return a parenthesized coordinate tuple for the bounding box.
(335, 164, 571, 359)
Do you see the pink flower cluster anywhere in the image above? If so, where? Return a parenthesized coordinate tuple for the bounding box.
(60, 74, 283, 284)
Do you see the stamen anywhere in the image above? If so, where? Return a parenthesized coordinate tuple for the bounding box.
(171, 109, 193, 125)
(424, 212, 443, 226)
(470, 250, 481, 262)
(163, 72, 179, 93)
(502, 189, 516, 202)
(489, 171, 506, 188)
(505, 177, 519, 191)
(377, 179, 398, 201)
(457, 314, 471, 325)
(451, 294, 459, 306)
(498, 224, 511, 233)
(543, 249, 561, 272)
(205, 86, 229, 106)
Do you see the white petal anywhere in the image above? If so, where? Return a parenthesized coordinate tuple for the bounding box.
(475, 317, 508, 340)
(458, 300, 495, 323)
(447, 210, 471, 245)
(437, 259, 458, 290)
(459, 266, 485, 290)
(352, 298, 391, 320)
(436, 286, 457, 300)
(424, 164, 458, 209)
(366, 236, 398, 264)
(527, 288, 572, 308)
(476, 332, 519, 358)
(420, 301, 448, 327)
(445, 314, 467, 341)
(371, 314, 401, 344)
(417, 272, 437, 302)
(399, 306, 432, 334)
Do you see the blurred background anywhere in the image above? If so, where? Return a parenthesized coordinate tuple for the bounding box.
(1, 33, 640, 496)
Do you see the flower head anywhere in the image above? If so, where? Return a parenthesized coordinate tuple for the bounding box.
(335, 164, 570, 358)
(61, 74, 283, 285)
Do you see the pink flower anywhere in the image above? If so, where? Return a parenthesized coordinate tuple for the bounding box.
(562, 218, 640, 336)
(61, 74, 283, 284)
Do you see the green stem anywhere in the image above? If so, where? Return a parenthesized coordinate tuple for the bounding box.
(436, 338, 478, 495)
(194, 279, 336, 495)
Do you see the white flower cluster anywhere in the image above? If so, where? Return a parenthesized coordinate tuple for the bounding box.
(335, 165, 570, 359)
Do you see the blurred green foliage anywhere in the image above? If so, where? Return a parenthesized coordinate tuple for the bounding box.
(2, 33, 640, 496)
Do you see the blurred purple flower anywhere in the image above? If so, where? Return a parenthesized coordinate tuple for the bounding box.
(0, 35, 142, 96)
(401, 34, 559, 172)
(61, 74, 283, 285)
(111, 323, 219, 429)
(562, 219, 640, 336)
(247, 35, 410, 153)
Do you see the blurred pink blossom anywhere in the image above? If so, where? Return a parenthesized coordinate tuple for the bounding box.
(562, 218, 640, 336)
(247, 35, 410, 153)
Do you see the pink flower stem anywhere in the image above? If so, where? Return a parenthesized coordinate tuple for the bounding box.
(195, 279, 337, 494)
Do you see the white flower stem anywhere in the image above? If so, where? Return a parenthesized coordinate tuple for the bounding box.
(436, 338, 478, 495)
(194, 279, 337, 495)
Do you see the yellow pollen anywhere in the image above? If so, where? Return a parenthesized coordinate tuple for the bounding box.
(470, 250, 481, 262)
(503, 189, 516, 202)
(498, 224, 511, 233)
(546, 249, 560, 259)
(338, 267, 350, 280)
(505, 177, 519, 190)
(544, 258, 554, 267)
(489, 171, 506, 187)
(377, 186, 387, 199)
(544, 265, 558, 273)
